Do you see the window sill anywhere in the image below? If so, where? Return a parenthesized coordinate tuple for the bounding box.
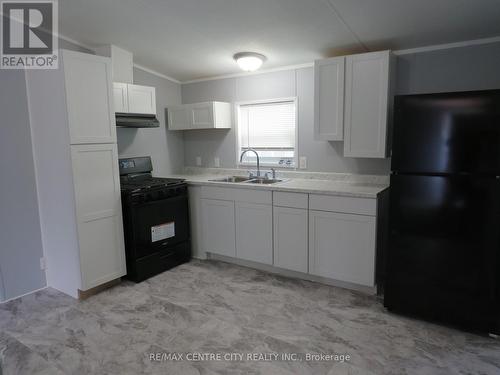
(238, 163, 296, 170)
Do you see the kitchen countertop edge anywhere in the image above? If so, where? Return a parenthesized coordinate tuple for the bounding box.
(166, 174, 388, 199)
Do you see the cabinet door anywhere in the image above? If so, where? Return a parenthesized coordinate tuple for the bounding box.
(309, 210, 376, 286)
(127, 84, 156, 115)
(273, 207, 308, 273)
(235, 202, 273, 265)
(63, 50, 116, 144)
(314, 57, 345, 141)
(168, 106, 191, 130)
(344, 51, 390, 158)
(188, 186, 205, 259)
(113, 82, 128, 113)
(70, 144, 126, 290)
(201, 199, 236, 257)
(190, 102, 214, 129)
(213, 102, 232, 129)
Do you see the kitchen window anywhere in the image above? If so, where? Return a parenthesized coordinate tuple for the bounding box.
(237, 98, 297, 167)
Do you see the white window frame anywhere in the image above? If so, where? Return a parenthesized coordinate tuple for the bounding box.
(235, 97, 299, 169)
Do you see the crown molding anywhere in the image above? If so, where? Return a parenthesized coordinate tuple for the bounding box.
(132, 64, 181, 84)
(394, 35, 500, 55)
(57, 33, 95, 51)
(182, 62, 314, 84)
(57, 33, 181, 84)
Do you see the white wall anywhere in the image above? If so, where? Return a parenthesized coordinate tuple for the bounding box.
(117, 68, 184, 176)
(181, 68, 392, 175)
(0, 70, 46, 300)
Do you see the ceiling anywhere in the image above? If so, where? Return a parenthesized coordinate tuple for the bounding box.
(59, 0, 500, 82)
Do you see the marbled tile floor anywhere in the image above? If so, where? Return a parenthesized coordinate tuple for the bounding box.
(1, 260, 499, 375)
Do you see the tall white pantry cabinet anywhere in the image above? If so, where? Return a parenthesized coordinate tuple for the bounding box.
(26, 50, 126, 298)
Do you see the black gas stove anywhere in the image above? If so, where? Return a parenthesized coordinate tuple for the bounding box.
(119, 157, 190, 282)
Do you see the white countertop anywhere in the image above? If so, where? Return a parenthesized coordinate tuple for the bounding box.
(166, 173, 388, 198)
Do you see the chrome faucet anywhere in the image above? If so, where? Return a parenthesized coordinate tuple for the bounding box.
(240, 148, 260, 177)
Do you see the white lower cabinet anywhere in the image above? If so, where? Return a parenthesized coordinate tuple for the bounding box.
(235, 202, 273, 264)
(197, 186, 378, 291)
(309, 210, 376, 287)
(70, 144, 126, 290)
(273, 206, 308, 273)
(201, 198, 236, 257)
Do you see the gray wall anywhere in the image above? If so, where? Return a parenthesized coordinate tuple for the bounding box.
(117, 68, 184, 176)
(182, 69, 391, 175)
(182, 41, 500, 176)
(396, 41, 500, 95)
(0, 70, 46, 300)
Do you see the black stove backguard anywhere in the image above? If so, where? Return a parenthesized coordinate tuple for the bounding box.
(119, 156, 153, 176)
(119, 156, 190, 282)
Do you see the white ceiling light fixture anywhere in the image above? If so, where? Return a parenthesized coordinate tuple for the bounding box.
(234, 52, 266, 72)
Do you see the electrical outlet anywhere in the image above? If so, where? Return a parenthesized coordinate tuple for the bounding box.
(299, 156, 307, 169)
(40, 257, 46, 270)
(196, 156, 202, 166)
(214, 157, 221, 168)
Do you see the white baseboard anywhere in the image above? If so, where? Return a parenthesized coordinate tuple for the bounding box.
(0, 286, 48, 304)
(207, 253, 376, 295)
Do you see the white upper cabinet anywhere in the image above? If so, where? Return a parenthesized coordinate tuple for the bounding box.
(112, 83, 157, 115)
(127, 84, 156, 114)
(314, 56, 345, 141)
(191, 102, 214, 129)
(314, 50, 393, 158)
(344, 50, 392, 158)
(168, 105, 191, 130)
(113, 83, 128, 113)
(63, 50, 116, 144)
(167, 101, 231, 130)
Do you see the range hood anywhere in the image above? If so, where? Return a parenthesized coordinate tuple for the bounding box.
(116, 113, 159, 128)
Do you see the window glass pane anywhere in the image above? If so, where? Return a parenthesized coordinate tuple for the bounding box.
(238, 100, 296, 166)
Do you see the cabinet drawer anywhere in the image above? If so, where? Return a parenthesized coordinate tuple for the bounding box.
(309, 194, 376, 216)
(273, 192, 308, 209)
(201, 186, 271, 205)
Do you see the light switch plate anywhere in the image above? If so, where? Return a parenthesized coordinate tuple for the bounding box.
(196, 156, 202, 166)
(214, 157, 221, 168)
(299, 156, 307, 169)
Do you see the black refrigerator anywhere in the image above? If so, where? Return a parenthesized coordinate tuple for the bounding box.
(385, 89, 500, 334)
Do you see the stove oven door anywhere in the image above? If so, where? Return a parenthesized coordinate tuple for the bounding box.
(127, 194, 189, 259)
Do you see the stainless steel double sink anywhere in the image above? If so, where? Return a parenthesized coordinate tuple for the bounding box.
(209, 176, 283, 185)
